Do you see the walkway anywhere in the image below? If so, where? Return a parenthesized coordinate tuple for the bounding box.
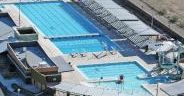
(53, 82, 123, 96)
(142, 84, 168, 96)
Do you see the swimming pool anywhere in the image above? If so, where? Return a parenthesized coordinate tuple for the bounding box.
(78, 62, 170, 95)
(0, 13, 15, 27)
(52, 36, 118, 54)
(17, 2, 119, 54)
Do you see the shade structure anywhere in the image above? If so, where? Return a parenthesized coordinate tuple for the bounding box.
(160, 79, 184, 96)
(148, 41, 177, 52)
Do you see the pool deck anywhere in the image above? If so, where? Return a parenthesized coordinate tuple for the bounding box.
(142, 84, 168, 96)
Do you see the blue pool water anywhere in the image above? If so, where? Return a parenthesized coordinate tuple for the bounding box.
(53, 36, 118, 54)
(78, 62, 170, 95)
(17, 2, 100, 36)
(17, 2, 118, 54)
(0, 15, 15, 27)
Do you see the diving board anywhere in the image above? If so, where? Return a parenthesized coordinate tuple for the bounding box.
(44, 33, 102, 39)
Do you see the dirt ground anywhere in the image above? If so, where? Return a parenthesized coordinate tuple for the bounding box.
(141, 0, 184, 28)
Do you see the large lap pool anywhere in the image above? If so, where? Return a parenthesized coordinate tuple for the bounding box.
(78, 62, 170, 95)
(17, 2, 118, 54)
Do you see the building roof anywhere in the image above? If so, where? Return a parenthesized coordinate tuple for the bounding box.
(0, 88, 5, 96)
(95, 0, 122, 9)
(9, 41, 74, 72)
(0, 41, 9, 53)
(160, 79, 184, 95)
(95, 0, 160, 36)
(0, 13, 16, 54)
(95, 0, 138, 21)
(107, 8, 138, 21)
(124, 21, 160, 36)
(9, 42, 56, 68)
(50, 56, 74, 72)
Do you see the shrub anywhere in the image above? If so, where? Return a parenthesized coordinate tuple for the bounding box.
(178, 22, 184, 28)
(169, 16, 178, 23)
(158, 9, 167, 16)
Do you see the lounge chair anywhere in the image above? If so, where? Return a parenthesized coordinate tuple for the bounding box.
(136, 39, 155, 48)
(117, 28, 128, 35)
(96, 10, 111, 18)
(70, 53, 77, 58)
(102, 15, 118, 24)
(81, 0, 95, 6)
(80, 53, 87, 57)
(111, 21, 128, 30)
(129, 35, 149, 44)
(109, 50, 117, 55)
(88, 3, 103, 11)
(93, 52, 107, 59)
(93, 8, 107, 15)
(123, 29, 136, 37)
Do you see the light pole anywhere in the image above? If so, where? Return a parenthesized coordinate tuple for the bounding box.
(18, 0, 21, 27)
(17, 88, 21, 96)
(156, 83, 159, 96)
(151, 11, 154, 28)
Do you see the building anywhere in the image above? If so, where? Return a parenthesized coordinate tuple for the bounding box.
(7, 41, 61, 84)
(13, 26, 39, 41)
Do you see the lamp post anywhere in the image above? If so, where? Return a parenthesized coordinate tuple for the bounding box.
(156, 83, 159, 96)
(18, 0, 21, 27)
(151, 11, 154, 28)
(17, 88, 21, 96)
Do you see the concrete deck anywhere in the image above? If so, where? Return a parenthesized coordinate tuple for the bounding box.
(142, 84, 168, 96)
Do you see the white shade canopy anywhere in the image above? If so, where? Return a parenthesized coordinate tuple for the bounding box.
(160, 79, 184, 96)
(148, 41, 177, 52)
